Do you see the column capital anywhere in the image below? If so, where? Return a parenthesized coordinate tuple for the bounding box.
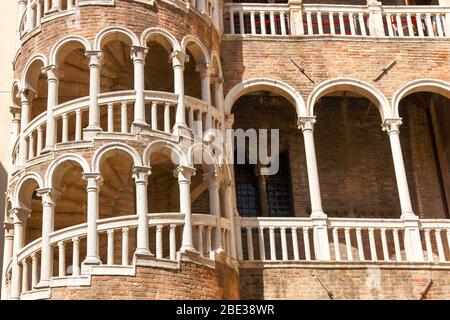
(85, 50, 103, 66)
(82, 172, 103, 189)
(297, 116, 316, 132)
(211, 76, 224, 88)
(18, 88, 31, 103)
(130, 46, 149, 62)
(132, 165, 152, 183)
(203, 170, 223, 187)
(196, 63, 211, 77)
(170, 50, 189, 68)
(224, 113, 235, 129)
(41, 64, 60, 80)
(174, 165, 196, 182)
(10, 106, 21, 118)
(36, 187, 59, 206)
(11, 207, 31, 224)
(382, 118, 403, 134)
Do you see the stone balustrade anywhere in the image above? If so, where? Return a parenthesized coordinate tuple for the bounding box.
(4, 213, 232, 299)
(237, 216, 450, 263)
(224, 3, 450, 38)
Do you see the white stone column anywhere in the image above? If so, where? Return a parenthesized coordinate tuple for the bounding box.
(42, 65, 58, 152)
(133, 166, 152, 256)
(131, 46, 149, 133)
(197, 63, 213, 131)
(18, 90, 30, 167)
(383, 118, 424, 262)
(175, 165, 197, 253)
(36, 188, 56, 287)
(289, 0, 305, 36)
(367, 0, 385, 37)
(84, 51, 103, 139)
(49, 0, 62, 12)
(82, 173, 102, 265)
(221, 179, 237, 259)
(204, 171, 223, 253)
(10, 208, 30, 300)
(9, 107, 21, 170)
(298, 117, 330, 261)
(171, 51, 189, 135)
(212, 75, 224, 132)
(1, 222, 14, 300)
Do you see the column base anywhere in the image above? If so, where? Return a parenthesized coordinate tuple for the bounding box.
(35, 280, 50, 289)
(82, 255, 102, 266)
(83, 126, 102, 140)
(134, 248, 153, 257)
(180, 245, 197, 253)
(131, 121, 151, 134)
(311, 213, 331, 261)
(173, 123, 192, 138)
(402, 213, 424, 262)
(41, 146, 55, 154)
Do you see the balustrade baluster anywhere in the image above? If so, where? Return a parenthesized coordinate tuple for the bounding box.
(75, 109, 82, 141)
(317, 11, 323, 35)
(303, 227, 311, 261)
(436, 14, 444, 37)
(229, 10, 235, 34)
(37, 127, 43, 155)
(329, 12, 335, 35)
(368, 228, 377, 261)
(188, 107, 194, 130)
(239, 11, 244, 35)
(269, 227, 276, 261)
(68, 0, 74, 10)
(22, 259, 29, 293)
(107, 229, 114, 265)
(333, 227, 341, 261)
(170, 224, 177, 261)
(62, 113, 69, 143)
(425, 13, 434, 37)
(250, 11, 256, 35)
(291, 227, 299, 260)
(358, 12, 367, 36)
(447, 229, 450, 253)
(72, 237, 80, 276)
(406, 13, 414, 37)
(344, 227, 353, 261)
(306, 11, 313, 35)
(28, 134, 34, 159)
(258, 227, 266, 260)
(260, 11, 266, 35)
(198, 225, 204, 257)
(386, 13, 394, 37)
(107, 103, 114, 133)
(396, 14, 404, 37)
(156, 225, 163, 259)
(269, 12, 275, 35)
(36, 2, 42, 27)
(151, 102, 158, 131)
(280, 227, 288, 260)
(424, 228, 433, 262)
(58, 241, 65, 276)
(280, 11, 287, 35)
(31, 254, 38, 288)
(380, 228, 390, 261)
(356, 228, 365, 261)
(121, 102, 128, 133)
(44, 0, 50, 14)
(246, 227, 254, 261)
(338, 12, 345, 35)
(122, 227, 129, 265)
(207, 226, 213, 259)
(164, 102, 171, 134)
(349, 13, 356, 35)
(392, 228, 402, 262)
(416, 13, 425, 37)
(435, 229, 446, 262)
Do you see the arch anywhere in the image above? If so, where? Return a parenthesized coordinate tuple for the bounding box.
(140, 27, 181, 52)
(13, 172, 44, 208)
(93, 26, 140, 50)
(307, 78, 391, 120)
(92, 142, 142, 172)
(187, 142, 220, 173)
(181, 35, 210, 65)
(11, 80, 22, 107)
(224, 78, 306, 117)
(392, 78, 450, 117)
(210, 50, 223, 78)
(143, 140, 187, 167)
(49, 35, 92, 66)
(45, 154, 90, 188)
(21, 54, 49, 90)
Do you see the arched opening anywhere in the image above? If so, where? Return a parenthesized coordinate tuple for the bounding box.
(184, 40, 208, 101)
(17, 179, 41, 246)
(144, 38, 174, 93)
(23, 59, 48, 123)
(398, 91, 450, 220)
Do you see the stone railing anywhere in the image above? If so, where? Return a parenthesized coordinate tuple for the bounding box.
(12, 90, 221, 168)
(224, 3, 450, 38)
(236, 216, 450, 263)
(6, 213, 232, 299)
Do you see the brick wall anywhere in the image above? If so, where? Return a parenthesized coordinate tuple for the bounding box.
(240, 264, 450, 299)
(50, 257, 240, 300)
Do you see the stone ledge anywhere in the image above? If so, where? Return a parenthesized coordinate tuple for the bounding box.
(20, 288, 52, 300)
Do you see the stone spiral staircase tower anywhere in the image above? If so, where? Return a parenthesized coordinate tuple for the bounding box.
(2, 0, 239, 300)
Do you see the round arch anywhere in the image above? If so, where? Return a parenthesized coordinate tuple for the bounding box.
(306, 78, 391, 120)
(143, 140, 187, 167)
(93, 26, 140, 50)
(187, 142, 220, 173)
(45, 154, 91, 188)
(21, 54, 49, 91)
(181, 35, 210, 65)
(392, 78, 450, 117)
(13, 173, 44, 208)
(92, 142, 142, 172)
(49, 35, 92, 66)
(140, 27, 181, 52)
(224, 78, 306, 117)
(210, 51, 223, 77)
